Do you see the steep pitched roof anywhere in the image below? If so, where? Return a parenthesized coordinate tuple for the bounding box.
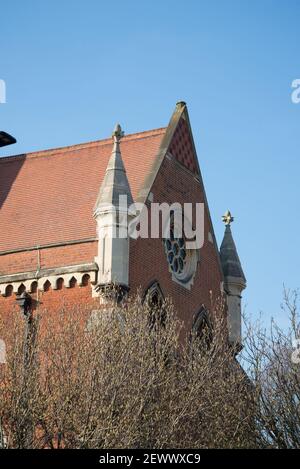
(0, 128, 165, 252)
(137, 102, 200, 202)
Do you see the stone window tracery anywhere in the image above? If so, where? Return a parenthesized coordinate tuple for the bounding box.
(163, 211, 197, 289)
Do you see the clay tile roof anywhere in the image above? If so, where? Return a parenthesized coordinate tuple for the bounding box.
(0, 128, 166, 252)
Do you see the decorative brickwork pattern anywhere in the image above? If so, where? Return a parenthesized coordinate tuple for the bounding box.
(169, 117, 198, 174)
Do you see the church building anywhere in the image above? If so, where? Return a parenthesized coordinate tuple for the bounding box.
(0, 102, 246, 348)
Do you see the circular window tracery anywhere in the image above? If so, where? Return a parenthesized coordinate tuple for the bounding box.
(164, 229, 187, 276)
(163, 212, 198, 289)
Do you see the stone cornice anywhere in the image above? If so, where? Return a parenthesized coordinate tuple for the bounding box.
(0, 262, 99, 296)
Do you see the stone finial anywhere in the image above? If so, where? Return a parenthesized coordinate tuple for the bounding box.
(220, 210, 246, 283)
(222, 210, 234, 226)
(176, 101, 186, 108)
(94, 122, 133, 214)
(112, 123, 124, 142)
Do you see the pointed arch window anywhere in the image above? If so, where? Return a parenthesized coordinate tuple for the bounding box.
(144, 281, 164, 307)
(143, 281, 166, 329)
(192, 307, 212, 348)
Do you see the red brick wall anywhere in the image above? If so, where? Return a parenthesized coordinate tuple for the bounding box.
(0, 147, 223, 335)
(0, 241, 97, 275)
(0, 280, 99, 317)
(32, 281, 99, 314)
(129, 154, 223, 336)
(0, 241, 99, 317)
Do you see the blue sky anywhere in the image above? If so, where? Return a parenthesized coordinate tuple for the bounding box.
(1, 0, 299, 328)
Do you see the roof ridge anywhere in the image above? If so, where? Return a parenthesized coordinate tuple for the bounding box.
(0, 126, 167, 163)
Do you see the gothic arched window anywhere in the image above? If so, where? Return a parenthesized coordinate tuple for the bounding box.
(144, 281, 164, 307)
(192, 307, 212, 348)
(143, 281, 166, 329)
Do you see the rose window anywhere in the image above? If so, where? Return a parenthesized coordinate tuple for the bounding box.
(164, 230, 187, 276)
(163, 213, 198, 289)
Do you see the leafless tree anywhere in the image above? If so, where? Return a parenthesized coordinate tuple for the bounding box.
(242, 288, 300, 448)
(0, 294, 254, 449)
